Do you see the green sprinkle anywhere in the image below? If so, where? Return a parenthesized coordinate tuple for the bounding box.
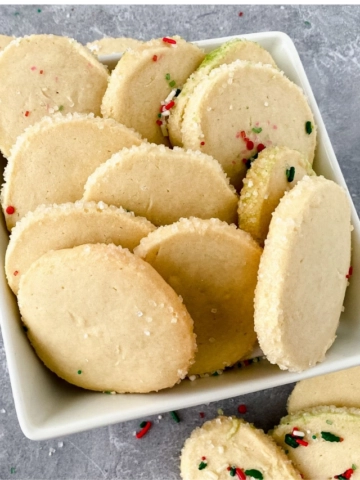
(58, 105, 64, 111)
(305, 121, 313, 134)
(304, 20, 311, 27)
(140, 421, 147, 428)
(252, 127, 262, 134)
(170, 411, 180, 423)
(157, 113, 161, 118)
(326, 419, 333, 425)
(321, 431, 341, 442)
(285, 433, 299, 449)
(229, 467, 236, 477)
(169, 80, 176, 88)
(198, 461, 207, 470)
(104, 391, 111, 394)
(212, 371, 219, 376)
(37, 8, 42, 12)
(14, 12, 20, 16)
(286, 166, 295, 182)
(312, 434, 317, 439)
(337, 476, 347, 480)
(352, 464, 357, 470)
(285, 449, 289, 454)
(165, 73, 170, 81)
(245, 469, 263, 479)
(10, 467, 16, 474)
(77, 370, 82, 375)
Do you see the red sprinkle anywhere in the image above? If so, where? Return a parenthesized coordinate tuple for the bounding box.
(156, 120, 163, 126)
(344, 470, 354, 479)
(202, 456, 206, 461)
(242, 158, 248, 164)
(227, 467, 232, 471)
(346, 266, 353, 279)
(238, 11, 243, 17)
(13, 271, 19, 276)
(136, 421, 152, 439)
(25, 111, 30, 117)
(199, 412, 205, 418)
(152, 55, 158, 62)
(295, 438, 308, 447)
(200, 141, 205, 146)
(6, 206, 15, 215)
(257, 143, 265, 152)
(162, 37, 177, 45)
(246, 140, 254, 150)
(240, 130, 246, 139)
(236, 468, 246, 480)
(40, 70, 44, 74)
(30, 66, 36, 71)
(165, 100, 175, 110)
(238, 404, 247, 414)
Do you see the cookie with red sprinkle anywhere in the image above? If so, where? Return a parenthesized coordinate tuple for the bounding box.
(180, 416, 301, 480)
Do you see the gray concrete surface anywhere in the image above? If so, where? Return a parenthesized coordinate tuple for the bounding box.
(0, 4, 359, 480)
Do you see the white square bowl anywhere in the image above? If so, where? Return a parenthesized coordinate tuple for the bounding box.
(1, 31, 360, 441)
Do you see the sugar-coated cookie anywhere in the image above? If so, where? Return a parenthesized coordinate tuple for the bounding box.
(254, 176, 351, 372)
(0, 34, 109, 157)
(287, 367, 360, 413)
(181, 416, 301, 480)
(87, 37, 143, 56)
(1, 113, 142, 229)
(169, 38, 277, 147)
(83, 143, 238, 226)
(101, 36, 204, 145)
(181, 60, 317, 189)
(5, 201, 155, 295)
(18, 244, 196, 393)
(135, 218, 262, 375)
(272, 406, 360, 480)
(238, 146, 314, 245)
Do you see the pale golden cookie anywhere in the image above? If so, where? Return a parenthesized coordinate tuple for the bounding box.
(101, 36, 204, 145)
(135, 218, 262, 375)
(0, 34, 109, 157)
(87, 37, 143, 56)
(239, 146, 314, 245)
(169, 38, 277, 147)
(5, 201, 155, 295)
(272, 406, 360, 480)
(1, 113, 142, 229)
(181, 416, 301, 480)
(254, 176, 351, 372)
(83, 143, 238, 226)
(181, 60, 317, 189)
(18, 244, 196, 393)
(287, 367, 360, 413)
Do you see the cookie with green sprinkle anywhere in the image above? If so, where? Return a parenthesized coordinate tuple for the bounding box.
(238, 146, 315, 245)
(272, 406, 360, 480)
(180, 416, 301, 480)
(101, 36, 204, 145)
(168, 38, 277, 147)
(5, 201, 155, 295)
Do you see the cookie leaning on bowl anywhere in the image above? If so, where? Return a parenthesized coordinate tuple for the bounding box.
(5, 201, 155, 295)
(181, 60, 317, 189)
(254, 175, 351, 372)
(18, 243, 196, 393)
(1, 113, 143, 229)
(0, 34, 109, 157)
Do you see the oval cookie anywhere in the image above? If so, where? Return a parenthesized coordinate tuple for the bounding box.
(0, 34, 109, 157)
(272, 406, 360, 480)
(1, 113, 142, 229)
(5, 201, 155, 295)
(87, 37, 143, 56)
(254, 176, 351, 372)
(168, 38, 277, 147)
(18, 244, 196, 393)
(101, 36, 204, 145)
(238, 146, 314, 245)
(181, 60, 317, 189)
(135, 218, 262, 375)
(83, 143, 238, 226)
(287, 367, 360, 414)
(181, 416, 301, 480)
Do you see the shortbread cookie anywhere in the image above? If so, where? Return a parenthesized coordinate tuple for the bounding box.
(0, 34, 15, 51)
(18, 244, 196, 393)
(1, 114, 142, 229)
(87, 37, 143, 56)
(83, 143, 238, 226)
(287, 367, 360, 413)
(239, 146, 315, 245)
(272, 406, 360, 480)
(182, 60, 317, 189)
(101, 36, 204, 145)
(5, 201, 155, 295)
(135, 218, 262, 375)
(0, 34, 109, 157)
(169, 38, 277, 147)
(254, 176, 351, 372)
(181, 416, 301, 480)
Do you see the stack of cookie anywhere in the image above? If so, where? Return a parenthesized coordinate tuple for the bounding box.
(0, 34, 352, 394)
